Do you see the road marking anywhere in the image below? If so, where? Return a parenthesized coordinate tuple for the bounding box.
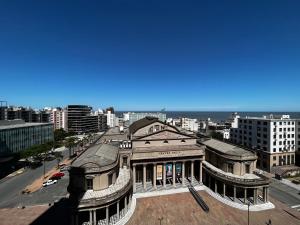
(291, 204, 300, 208)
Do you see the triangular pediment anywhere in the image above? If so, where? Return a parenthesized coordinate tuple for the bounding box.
(137, 129, 194, 140)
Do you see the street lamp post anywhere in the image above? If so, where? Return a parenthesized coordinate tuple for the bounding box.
(247, 202, 250, 225)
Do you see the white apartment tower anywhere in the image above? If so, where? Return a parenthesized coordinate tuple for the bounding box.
(50, 108, 67, 130)
(231, 115, 296, 171)
(181, 118, 199, 132)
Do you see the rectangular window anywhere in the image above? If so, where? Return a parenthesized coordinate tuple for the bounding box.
(228, 164, 234, 174)
(86, 178, 93, 190)
(108, 174, 113, 186)
(245, 164, 250, 173)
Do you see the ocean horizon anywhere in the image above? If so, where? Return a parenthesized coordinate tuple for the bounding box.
(116, 111, 300, 122)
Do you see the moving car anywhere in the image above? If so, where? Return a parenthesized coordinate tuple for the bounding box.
(42, 179, 57, 187)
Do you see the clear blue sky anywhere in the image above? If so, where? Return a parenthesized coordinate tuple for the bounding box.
(0, 0, 299, 111)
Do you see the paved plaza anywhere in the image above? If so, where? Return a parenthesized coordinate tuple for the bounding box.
(127, 191, 300, 225)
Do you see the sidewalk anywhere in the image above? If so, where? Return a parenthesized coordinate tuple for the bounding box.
(280, 178, 300, 191)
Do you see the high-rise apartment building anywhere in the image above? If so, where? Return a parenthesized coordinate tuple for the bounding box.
(230, 115, 296, 171)
(181, 117, 199, 132)
(50, 108, 67, 130)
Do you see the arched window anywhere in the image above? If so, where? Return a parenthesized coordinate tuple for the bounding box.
(145, 141, 150, 144)
(181, 139, 186, 143)
(163, 140, 168, 144)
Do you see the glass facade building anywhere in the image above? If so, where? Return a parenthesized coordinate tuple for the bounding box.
(0, 120, 53, 156)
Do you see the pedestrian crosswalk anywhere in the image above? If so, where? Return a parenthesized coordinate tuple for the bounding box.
(291, 204, 300, 211)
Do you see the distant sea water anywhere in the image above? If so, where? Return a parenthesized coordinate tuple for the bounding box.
(116, 111, 300, 122)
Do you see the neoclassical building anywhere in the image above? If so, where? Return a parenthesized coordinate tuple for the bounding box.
(126, 117, 205, 192)
(68, 139, 132, 225)
(200, 137, 270, 204)
(68, 117, 270, 225)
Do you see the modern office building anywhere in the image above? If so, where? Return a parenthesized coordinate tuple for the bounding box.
(0, 120, 54, 157)
(230, 115, 296, 171)
(65, 105, 98, 134)
(126, 112, 167, 125)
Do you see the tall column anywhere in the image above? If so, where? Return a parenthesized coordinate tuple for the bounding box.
(163, 163, 166, 188)
(106, 207, 109, 225)
(143, 164, 146, 191)
(125, 195, 128, 213)
(244, 188, 247, 204)
(191, 161, 194, 183)
(153, 164, 157, 190)
(173, 161, 176, 187)
(214, 180, 217, 193)
(199, 160, 203, 183)
(263, 187, 269, 202)
(133, 165, 136, 192)
(182, 161, 185, 186)
(253, 188, 257, 205)
(89, 210, 93, 225)
(233, 186, 236, 202)
(208, 175, 211, 189)
(223, 183, 226, 197)
(117, 201, 120, 220)
(93, 210, 96, 225)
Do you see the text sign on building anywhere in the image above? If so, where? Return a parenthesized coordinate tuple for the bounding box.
(156, 165, 163, 180)
(166, 163, 172, 177)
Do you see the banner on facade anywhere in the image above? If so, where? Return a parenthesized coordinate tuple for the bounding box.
(175, 163, 182, 178)
(166, 163, 173, 177)
(156, 165, 163, 180)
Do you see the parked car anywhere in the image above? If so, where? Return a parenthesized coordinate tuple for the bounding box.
(51, 172, 65, 180)
(42, 179, 57, 187)
(60, 166, 70, 172)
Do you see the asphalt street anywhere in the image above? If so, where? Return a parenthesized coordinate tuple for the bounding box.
(269, 178, 300, 208)
(0, 149, 69, 208)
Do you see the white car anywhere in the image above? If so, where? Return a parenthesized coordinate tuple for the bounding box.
(42, 179, 57, 187)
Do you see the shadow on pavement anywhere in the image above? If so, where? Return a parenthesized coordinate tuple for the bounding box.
(30, 198, 71, 225)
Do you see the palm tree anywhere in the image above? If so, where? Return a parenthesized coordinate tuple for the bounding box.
(65, 137, 77, 158)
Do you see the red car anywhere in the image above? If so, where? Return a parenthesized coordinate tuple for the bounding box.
(51, 172, 65, 180)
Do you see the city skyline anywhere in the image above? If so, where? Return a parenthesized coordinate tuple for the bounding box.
(1, 0, 300, 111)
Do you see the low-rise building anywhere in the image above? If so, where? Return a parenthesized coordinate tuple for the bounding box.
(0, 120, 53, 156)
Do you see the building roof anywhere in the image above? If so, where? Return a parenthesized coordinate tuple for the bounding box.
(0, 120, 53, 130)
(129, 116, 159, 134)
(201, 138, 255, 157)
(72, 143, 119, 169)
